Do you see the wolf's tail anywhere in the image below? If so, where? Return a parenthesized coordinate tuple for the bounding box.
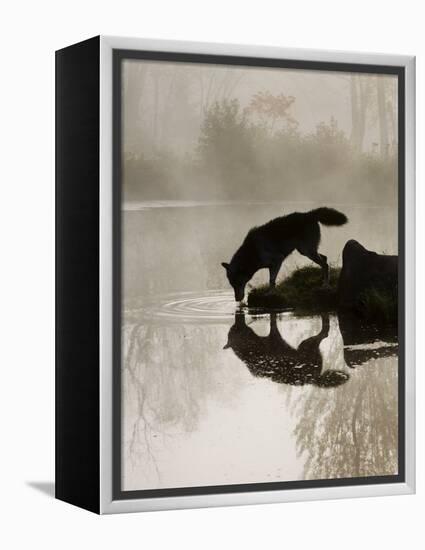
(308, 207, 348, 226)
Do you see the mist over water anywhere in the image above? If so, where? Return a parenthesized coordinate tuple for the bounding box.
(121, 202, 398, 491)
(122, 202, 397, 302)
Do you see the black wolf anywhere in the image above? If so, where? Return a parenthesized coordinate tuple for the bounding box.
(224, 312, 349, 388)
(222, 207, 347, 301)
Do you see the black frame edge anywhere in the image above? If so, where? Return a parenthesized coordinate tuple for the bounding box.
(55, 36, 101, 514)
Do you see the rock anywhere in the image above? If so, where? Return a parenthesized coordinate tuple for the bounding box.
(338, 239, 398, 310)
(338, 312, 397, 346)
(337, 311, 398, 367)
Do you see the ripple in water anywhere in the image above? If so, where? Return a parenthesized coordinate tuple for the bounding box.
(125, 289, 290, 324)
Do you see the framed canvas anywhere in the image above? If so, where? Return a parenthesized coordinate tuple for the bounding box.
(55, 36, 415, 514)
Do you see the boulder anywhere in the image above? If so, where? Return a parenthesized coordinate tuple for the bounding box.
(338, 239, 398, 309)
(337, 311, 398, 367)
(338, 312, 397, 346)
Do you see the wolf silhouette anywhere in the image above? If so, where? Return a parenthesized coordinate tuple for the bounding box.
(224, 312, 349, 388)
(222, 207, 347, 301)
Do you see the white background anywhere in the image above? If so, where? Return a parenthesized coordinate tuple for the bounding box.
(1, 0, 423, 548)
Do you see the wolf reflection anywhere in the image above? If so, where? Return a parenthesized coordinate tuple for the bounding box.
(224, 312, 397, 388)
(122, 305, 399, 488)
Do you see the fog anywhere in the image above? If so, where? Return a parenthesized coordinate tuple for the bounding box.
(122, 59, 398, 204)
(123, 203, 397, 301)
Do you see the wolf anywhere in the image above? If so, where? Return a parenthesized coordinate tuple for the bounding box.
(221, 207, 348, 301)
(224, 312, 349, 388)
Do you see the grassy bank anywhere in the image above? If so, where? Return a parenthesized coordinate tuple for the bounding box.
(247, 266, 340, 313)
(247, 266, 397, 325)
(356, 287, 397, 325)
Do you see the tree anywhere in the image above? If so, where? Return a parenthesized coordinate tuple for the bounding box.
(122, 61, 148, 154)
(197, 99, 257, 192)
(291, 355, 398, 479)
(245, 90, 298, 134)
(197, 67, 244, 117)
(349, 74, 374, 154)
(377, 76, 390, 159)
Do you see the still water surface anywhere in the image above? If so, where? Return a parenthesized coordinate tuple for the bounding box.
(121, 202, 398, 491)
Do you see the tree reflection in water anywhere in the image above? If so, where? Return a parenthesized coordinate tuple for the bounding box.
(291, 314, 398, 479)
(225, 311, 398, 478)
(122, 309, 398, 489)
(122, 318, 245, 487)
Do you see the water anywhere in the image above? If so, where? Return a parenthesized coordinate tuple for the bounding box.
(121, 202, 398, 491)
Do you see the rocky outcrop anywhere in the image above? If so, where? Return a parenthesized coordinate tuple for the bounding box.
(338, 239, 398, 310)
(337, 311, 398, 367)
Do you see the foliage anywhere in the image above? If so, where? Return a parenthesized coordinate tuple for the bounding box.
(123, 151, 195, 201)
(356, 287, 398, 326)
(124, 92, 398, 204)
(245, 90, 298, 133)
(196, 99, 259, 195)
(247, 265, 397, 326)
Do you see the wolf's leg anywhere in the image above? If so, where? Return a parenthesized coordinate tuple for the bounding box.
(298, 249, 329, 285)
(269, 313, 288, 345)
(318, 253, 330, 286)
(269, 262, 282, 288)
(269, 312, 279, 334)
(319, 312, 330, 335)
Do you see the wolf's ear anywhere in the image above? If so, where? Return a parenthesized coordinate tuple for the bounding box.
(221, 262, 230, 270)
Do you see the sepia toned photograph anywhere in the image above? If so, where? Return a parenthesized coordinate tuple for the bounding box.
(115, 53, 402, 495)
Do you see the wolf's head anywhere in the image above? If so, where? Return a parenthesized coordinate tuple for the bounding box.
(221, 261, 248, 302)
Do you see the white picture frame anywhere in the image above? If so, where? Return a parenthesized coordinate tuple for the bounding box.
(56, 35, 415, 514)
